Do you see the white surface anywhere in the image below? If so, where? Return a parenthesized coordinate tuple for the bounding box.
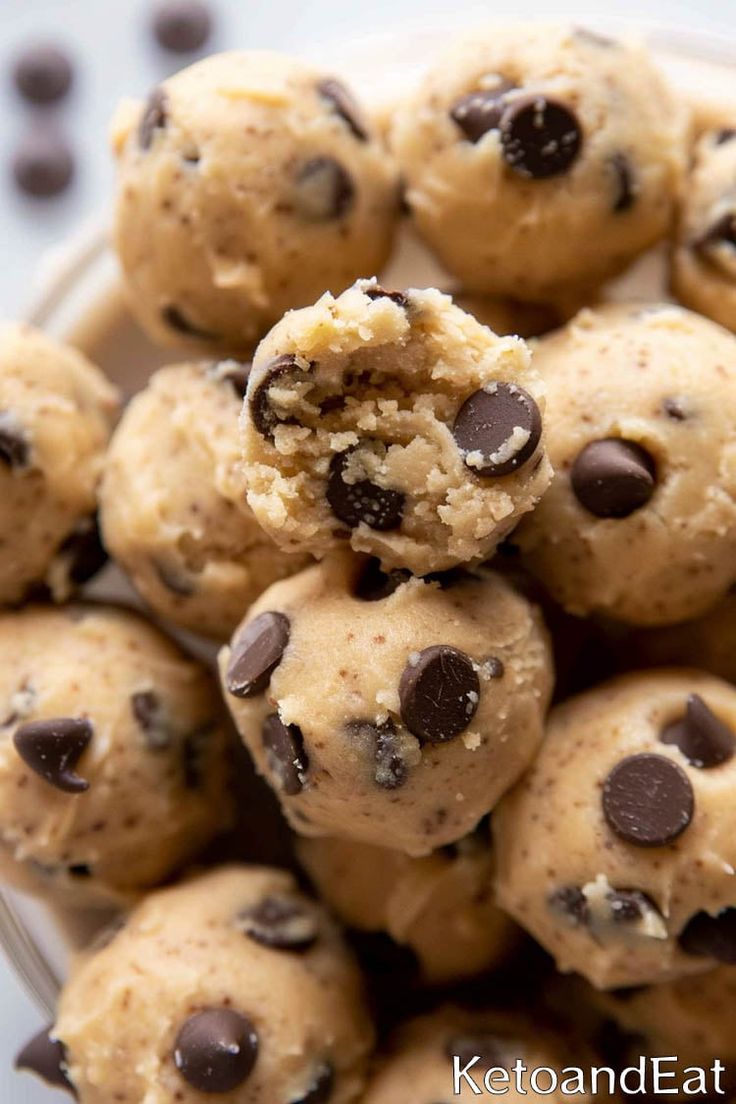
(0, 0, 735, 1101)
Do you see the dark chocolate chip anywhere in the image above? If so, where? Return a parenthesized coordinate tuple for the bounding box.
(548, 885, 589, 926)
(238, 896, 318, 951)
(571, 438, 656, 518)
(326, 447, 405, 531)
(13, 44, 73, 104)
(14, 717, 92, 794)
(715, 128, 736, 145)
(162, 304, 213, 340)
(399, 645, 480, 744)
(262, 713, 308, 795)
(353, 558, 410, 601)
(697, 212, 736, 252)
(602, 753, 694, 847)
(607, 888, 660, 924)
(153, 0, 212, 53)
(362, 284, 409, 308)
(57, 515, 108, 586)
(453, 383, 542, 477)
(294, 157, 354, 221)
(446, 1034, 506, 1071)
(679, 908, 736, 962)
(12, 128, 74, 197)
(212, 359, 251, 398)
(182, 725, 212, 789)
(500, 95, 582, 179)
(15, 1027, 73, 1094)
(131, 690, 172, 750)
(611, 153, 635, 213)
(660, 694, 735, 768)
(68, 863, 92, 878)
(0, 411, 30, 469)
(318, 78, 368, 141)
(484, 656, 505, 679)
(347, 718, 409, 789)
(153, 558, 194, 596)
(249, 354, 312, 440)
(662, 397, 687, 421)
(291, 1061, 335, 1104)
(450, 79, 516, 142)
(226, 611, 290, 698)
(174, 1009, 258, 1093)
(139, 86, 168, 150)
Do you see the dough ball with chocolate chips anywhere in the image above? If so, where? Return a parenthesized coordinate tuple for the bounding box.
(672, 128, 736, 332)
(0, 324, 119, 606)
(390, 25, 688, 302)
(241, 281, 551, 575)
(100, 361, 310, 639)
(111, 51, 399, 355)
(51, 866, 374, 1103)
(516, 303, 736, 626)
(0, 604, 232, 905)
(494, 670, 736, 989)
(297, 820, 518, 985)
(218, 552, 553, 856)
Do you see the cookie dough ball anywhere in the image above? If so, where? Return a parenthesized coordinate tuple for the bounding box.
(49, 866, 373, 1103)
(516, 304, 736, 626)
(390, 25, 688, 302)
(0, 604, 231, 904)
(297, 821, 518, 985)
(241, 281, 551, 575)
(219, 552, 553, 856)
(453, 294, 561, 339)
(672, 128, 736, 332)
(495, 670, 736, 989)
(624, 593, 736, 685)
(0, 324, 119, 606)
(100, 360, 310, 639)
(112, 52, 399, 354)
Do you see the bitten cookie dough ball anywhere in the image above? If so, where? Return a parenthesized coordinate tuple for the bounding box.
(112, 51, 399, 354)
(50, 866, 374, 1103)
(495, 670, 736, 989)
(516, 304, 736, 626)
(219, 553, 553, 856)
(241, 281, 550, 575)
(100, 361, 310, 639)
(390, 25, 688, 301)
(297, 820, 518, 985)
(0, 604, 231, 904)
(0, 324, 119, 606)
(672, 128, 736, 332)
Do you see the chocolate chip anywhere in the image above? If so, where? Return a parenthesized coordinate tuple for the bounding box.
(548, 885, 589, 926)
(662, 397, 687, 421)
(14, 717, 92, 794)
(660, 694, 735, 768)
(12, 128, 74, 197)
(715, 128, 736, 145)
(353, 558, 410, 601)
(347, 718, 409, 789)
(318, 78, 368, 141)
(679, 908, 736, 962)
(294, 157, 354, 221)
(153, 558, 194, 596)
(611, 153, 635, 213)
(210, 359, 252, 397)
(453, 383, 542, 477)
(446, 1034, 506, 1071)
(250, 354, 312, 440)
(182, 725, 212, 789)
(450, 80, 516, 142)
(226, 611, 290, 698)
(174, 1009, 258, 1093)
(153, 0, 212, 52)
(68, 863, 92, 878)
(57, 515, 108, 586)
(697, 212, 736, 252)
(139, 86, 168, 150)
(500, 95, 582, 179)
(262, 714, 308, 795)
(400, 645, 480, 744)
(238, 896, 318, 951)
(571, 438, 656, 518)
(15, 1027, 73, 1093)
(602, 753, 694, 847)
(0, 411, 30, 469)
(607, 888, 660, 924)
(162, 304, 213, 340)
(363, 284, 409, 308)
(326, 448, 405, 531)
(484, 657, 505, 679)
(131, 690, 172, 750)
(13, 44, 73, 104)
(291, 1062, 335, 1104)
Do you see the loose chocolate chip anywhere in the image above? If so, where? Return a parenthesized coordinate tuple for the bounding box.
(607, 888, 660, 924)
(291, 1061, 335, 1104)
(450, 80, 516, 142)
(226, 611, 290, 698)
(548, 885, 589, 926)
(571, 438, 656, 518)
(57, 515, 108, 586)
(446, 1034, 506, 1071)
(153, 558, 194, 596)
(294, 157, 354, 221)
(453, 383, 542, 477)
(353, 558, 410, 601)
(715, 128, 736, 145)
(611, 153, 635, 213)
(500, 95, 582, 179)
(662, 397, 687, 421)
(262, 714, 308, 795)
(327, 448, 405, 531)
(174, 1009, 258, 1093)
(250, 354, 312, 440)
(139, 86, 168, 150)
(679, 908, 736, 962)
(400, 645, 480, 744)
(12, 128, 74, 197)
(238, 896, 318, 951)
(14, 717, 92, 794)
(602, 753, 694, 847)
(162, 304, 213, 340)
(0, 411, 30, 469)
(13, 44, 73, 104)
(131, 690, 172, 750)
(318, 78, 368, 141)
(660, 694, 735, 768)
(363, 284, 409, 308)
(15, 1027, 73, 1093)
(153, 0, 212, 53)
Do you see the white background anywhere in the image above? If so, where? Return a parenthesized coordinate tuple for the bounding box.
(0, 0, 734, 1100)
